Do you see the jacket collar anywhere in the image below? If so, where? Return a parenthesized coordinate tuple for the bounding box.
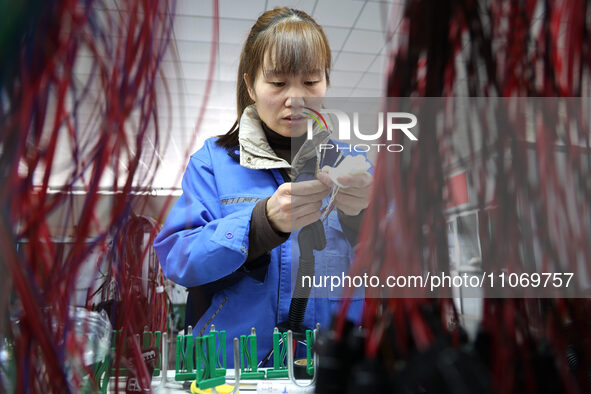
(238, 104, 331, 180)
(238, 105, 289, 170)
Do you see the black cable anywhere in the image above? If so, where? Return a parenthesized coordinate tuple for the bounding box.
(284, 220, 326, 335)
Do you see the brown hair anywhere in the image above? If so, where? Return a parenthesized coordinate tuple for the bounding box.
(216, 7, 331, 148)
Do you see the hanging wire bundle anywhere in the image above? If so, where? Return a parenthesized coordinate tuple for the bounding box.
(0, 0, 182, 391)
(94, 215, 170, 335)
(319, 1, 591, 393)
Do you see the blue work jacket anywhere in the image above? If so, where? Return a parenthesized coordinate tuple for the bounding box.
(153, 137, 363, 366)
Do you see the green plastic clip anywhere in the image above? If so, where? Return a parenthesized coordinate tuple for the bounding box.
(142, 330, 162, 376)
(208, 324, 227, 377)
(266, 327, 288, 378)
(194, 333, 226, 389)
(91, 351, 111, 394)
(240, 327, 265, 379)
(175, 326, 196, 381)
(306, 329, 315, 376)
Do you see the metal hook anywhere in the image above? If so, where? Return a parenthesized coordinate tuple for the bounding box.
(286, 329, 317, 388)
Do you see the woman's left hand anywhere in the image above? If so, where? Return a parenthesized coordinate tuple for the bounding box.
(317, 166, 373, 216)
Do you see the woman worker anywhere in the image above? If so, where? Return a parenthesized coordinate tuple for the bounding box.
(154, 7, 372, 365)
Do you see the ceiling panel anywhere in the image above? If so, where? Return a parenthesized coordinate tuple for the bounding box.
(350, 87, 383, 97)
(173, 15, 213, 41)
(219, 0, 266, 20)
(175, 41, 242, 64)
(175, 0, 215, 17)
(326, 87, 354, 97)
(342, 29, 386, 54)
(265, 0, 317, 14)
(333, 52, 376, 72)
(323, 26, 352, 51)
(330, 70, 364, 87)
(358, 72, 386, 91)
(312, 0, 365, 28)
(354, 1, 390, 31)
(367, 55, 388, 73)
(219, 18, 257, 45)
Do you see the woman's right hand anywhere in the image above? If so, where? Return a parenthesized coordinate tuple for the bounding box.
(266, 180, 329, 233)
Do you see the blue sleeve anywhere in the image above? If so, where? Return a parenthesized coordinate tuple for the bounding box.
(153, 149, 253, 287)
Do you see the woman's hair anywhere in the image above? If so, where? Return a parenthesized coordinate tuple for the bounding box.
(216, 7, 331, 148)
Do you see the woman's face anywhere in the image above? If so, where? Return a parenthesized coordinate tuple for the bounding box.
(245, 58, 327, 137)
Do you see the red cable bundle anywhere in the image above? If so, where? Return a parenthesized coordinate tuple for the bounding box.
(337, 1, 591, 393)
(0, 0, 183, 392)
